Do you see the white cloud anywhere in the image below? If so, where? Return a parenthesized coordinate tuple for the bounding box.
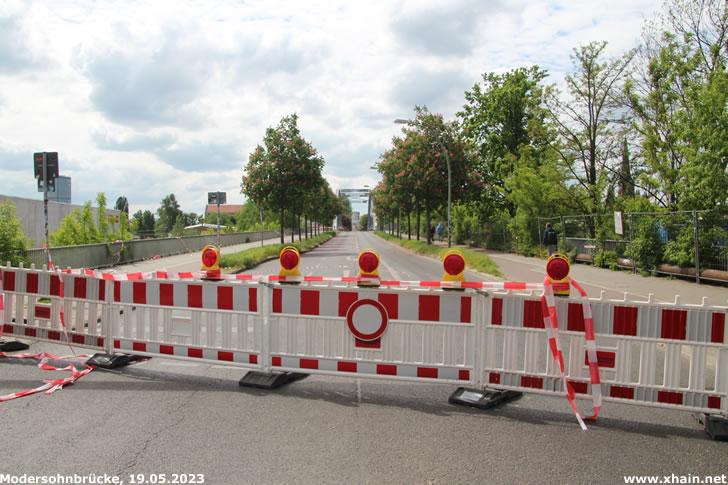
(0, 0, 663, 222)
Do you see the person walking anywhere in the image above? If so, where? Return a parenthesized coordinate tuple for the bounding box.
(436, 222, 444, 242)
(542, 223, 558, 257)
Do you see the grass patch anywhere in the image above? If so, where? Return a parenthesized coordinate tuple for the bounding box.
(220, 232, 336, 272)
(375, 231, 502, 278)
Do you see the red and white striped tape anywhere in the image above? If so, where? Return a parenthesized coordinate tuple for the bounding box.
(0, 352, 94, 403)
(541, 277, 601, 430)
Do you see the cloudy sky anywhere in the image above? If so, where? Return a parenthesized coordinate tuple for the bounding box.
(0, 0, 664, 217)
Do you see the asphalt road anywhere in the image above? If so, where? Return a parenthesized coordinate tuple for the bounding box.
(1, 231, 726, 485)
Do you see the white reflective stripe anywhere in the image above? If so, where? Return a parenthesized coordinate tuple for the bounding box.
(202, 348, 217, 360)
(120, 281, 133, 303)
(173, 283, 188, 307)
(281, 288, 301, 315)
(358, 362, 377, 375)
(319, 290, 339, 318)
(202, 284, 217, 309)
(637, 305, 657, 338)
(397, 292, 419, 321)
(233, 285, 249, 312)
(147, 282, 160, 306)
(439, 293, 461, 323)
(318, 359, 338, 372)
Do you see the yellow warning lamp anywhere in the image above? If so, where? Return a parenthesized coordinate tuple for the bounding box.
(357, 249, 380, 287)
(442, 250, 466, 285)
(546, 253, 570, 296)
(279, 246, 301, 278)
(201, 245, 221, 280)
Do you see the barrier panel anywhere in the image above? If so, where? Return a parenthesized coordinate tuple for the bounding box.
(1, 262, 726, 434)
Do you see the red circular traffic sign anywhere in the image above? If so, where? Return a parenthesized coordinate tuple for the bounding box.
(346, 299, 388, 341)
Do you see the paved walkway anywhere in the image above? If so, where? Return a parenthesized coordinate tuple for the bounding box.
(430, 239, 728, 306)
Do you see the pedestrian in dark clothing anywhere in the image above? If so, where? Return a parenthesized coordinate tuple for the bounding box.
(429, 225, 435, 243)
(543, 223, 558, 257)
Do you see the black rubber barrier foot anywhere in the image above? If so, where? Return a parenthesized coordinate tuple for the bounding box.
(0, 340, 30, 352)
(239, 371, 309, 389)
(448, 387, 523, 410)
(702, 414, 728, 441)
(86, 353, 146, 369)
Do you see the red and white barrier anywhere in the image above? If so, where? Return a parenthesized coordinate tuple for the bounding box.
(2, 262, 726, 430)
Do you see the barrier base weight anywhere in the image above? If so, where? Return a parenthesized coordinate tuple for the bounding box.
(239, 371, 309, 389)
(0, 340, 30, 352)
(448, 387, 523, 410)
(86, 353, 146, 369)
(702, 414, 728, 441)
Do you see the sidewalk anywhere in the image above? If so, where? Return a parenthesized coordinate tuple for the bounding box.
(431, 239, 728, 306)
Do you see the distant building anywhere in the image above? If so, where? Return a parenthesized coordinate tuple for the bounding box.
(205, 204, 244, 218)
(47, 176, 71, 204)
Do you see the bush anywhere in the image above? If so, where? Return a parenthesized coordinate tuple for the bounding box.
(593, 249, 619, 270)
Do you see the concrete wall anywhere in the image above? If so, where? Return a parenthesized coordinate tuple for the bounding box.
(0, 194, 120, 247)
(22, 230, 281, 269)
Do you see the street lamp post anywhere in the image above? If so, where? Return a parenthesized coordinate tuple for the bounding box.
(394, 118, 452, 248)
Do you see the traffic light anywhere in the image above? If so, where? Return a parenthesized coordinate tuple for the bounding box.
(33, 152, 59, 192)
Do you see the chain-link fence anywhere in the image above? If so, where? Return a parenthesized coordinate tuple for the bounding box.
(536, 211, 728, 284)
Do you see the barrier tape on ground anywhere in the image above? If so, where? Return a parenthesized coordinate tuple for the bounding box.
(0, 352, 94, 402)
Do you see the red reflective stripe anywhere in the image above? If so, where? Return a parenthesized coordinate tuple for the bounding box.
(355, 338, 381, 349)
(458, 370, 470, 380)
(417, 367, 438, 379)
(613, 306, 638, 336)
(188, 348, 203, 358)
(711, 313, 725, 344)
(569, 380, 589, 394)
(218, 286, 233, 310)
(419, 281, 440, 288)
(586, 351, 616, 368)
(460, 296, 471, 323)
(272, 356, 281, 366)
(489, 372, 500, 384)
(249, 355, 258, 364)
(708, 396, 721, 409)
(114, 281, 120, 302)
(339, 292, 358, 316)
(338, 361, 357, 373)
(188, 285, 202, 308)
(98, 279, 106, 301)
(74, 277, 87, 299)
(272, 289, 282, 313)
(491, 298, 502, 325)
(300, 358, 319, 370)
(377, 364, 397, 376)
(218, 351, 234, 362)
(378, 293, 398, 320)
(160, 345, 174, 355)
(248, 287, 257, 312)
(50, 274, 61, 296)
(418, 294, 440, 322)
(300, 290, 320, 315)
(2, 271, 14, 291)
(26, 273, 39, 294)
(24, 328, 36, 337)
(567, 303, 585, 331)
(658, 390, 683, 405)
(523, 300, 544, 328)
(48, 330, 60, 341)
(113, 340, 120, 349)
(132, 282, 146, 304)
(521, 376, 543, 389)
(160, 283, 174, 306)
(610, 385, 635, 399)
(661, 309, 687, 340)
(132, 342, 147, 352)
(72, 335, 85, 345)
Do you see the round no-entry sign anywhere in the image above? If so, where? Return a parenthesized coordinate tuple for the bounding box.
(346, 299, 388, 341)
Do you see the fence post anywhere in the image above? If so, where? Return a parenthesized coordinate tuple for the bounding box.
(693, 210, 701, 285)
(629, 213, 636, 274)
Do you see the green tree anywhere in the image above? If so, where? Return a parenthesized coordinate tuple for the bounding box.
(0, 201, 30, 266)
(132, 210, 156, 238)
(156, 194, 182, 236)
(458, 66, 551, 218)
(242, 114, 325, 244)
(545, 41, 635, 235)
(114, 196, 129, 214)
